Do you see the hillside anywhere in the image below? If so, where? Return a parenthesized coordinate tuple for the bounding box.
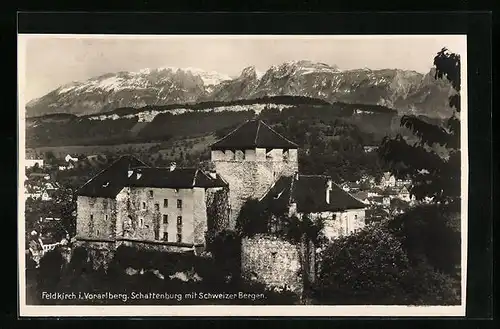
(25, 96, 400, 149)
(25, 61, 454, 119)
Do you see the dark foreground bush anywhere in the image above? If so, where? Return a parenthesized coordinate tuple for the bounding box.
(314, 223, 460, 305)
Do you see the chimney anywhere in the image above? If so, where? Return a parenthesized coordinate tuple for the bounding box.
(169, 162, 177, 172)
(326, 179, 333, 204)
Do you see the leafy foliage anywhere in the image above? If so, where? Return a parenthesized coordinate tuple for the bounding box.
(315, 223, 460, 305)
(236, 199, 325, 246)
(388, 204, 461, 276)
(236, 199, 271, 237)
(378, 47, 461, 204)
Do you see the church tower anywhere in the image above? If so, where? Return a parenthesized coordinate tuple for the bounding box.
(210, 119, 299, 228)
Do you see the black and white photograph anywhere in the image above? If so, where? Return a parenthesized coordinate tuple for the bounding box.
(18, 34, 467, 317)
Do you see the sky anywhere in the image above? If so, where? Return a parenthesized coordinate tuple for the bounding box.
(19, 35, 466, 102)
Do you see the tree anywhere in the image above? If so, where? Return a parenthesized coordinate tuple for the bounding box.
(378, 47, 461, 205)
(315, 223, 459, 305)
(377, 48, 462, 285)
(235, 199, 270, 237)
(44, 151, 57, 165)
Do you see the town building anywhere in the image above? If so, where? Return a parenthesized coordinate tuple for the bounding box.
(25, 159, 44, 169)
(75, 156, 229, 254)
(258, 174, 366, 241)
(380, 172, 396, 188)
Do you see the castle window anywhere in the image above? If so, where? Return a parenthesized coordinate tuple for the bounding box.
(105, 215, 108, 221)
(163, 214, 168, 225)
(176, 217, 182, 242)
(96, 230, 100, 235)
(154, 203, 159, 211)
(163, 199, 169, 208)
(271, 251, 277, 262)
(139, 218, 144, 227)
(163, 232, 168, 241)
(149, 190, 154, 198)
(142, 202, 146, 209)
(177, 199, 182, 209)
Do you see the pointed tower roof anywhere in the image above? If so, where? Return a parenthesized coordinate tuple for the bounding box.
(210, 119, 298, 150)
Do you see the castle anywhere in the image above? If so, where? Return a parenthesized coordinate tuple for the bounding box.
(75, 119, 366, 260)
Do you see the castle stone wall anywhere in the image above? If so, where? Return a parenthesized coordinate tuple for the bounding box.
(213, 147, 299, 227)
(241, 234, 303, 294)
(74, 239, 116, 271)
(115, 186, 203, 245)
(306, 209, 366, 240)
(76, 196, 117, 240)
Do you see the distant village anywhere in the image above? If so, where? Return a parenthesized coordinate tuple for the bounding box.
(24, 119, 431, 293)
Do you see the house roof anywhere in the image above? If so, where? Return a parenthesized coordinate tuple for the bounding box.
(42, 188, 58, 198)
(126, 167, 228, 189)
(76, 155, 227, 198)
(293, 175, 366, 212)
(259, 174, 366, 213)
(258, 176, 294, 213)
(77, 155, 148, 198)
(210, 119, 298, 150)
(381, 187, 400, 196)
(352, 191, 369, 201)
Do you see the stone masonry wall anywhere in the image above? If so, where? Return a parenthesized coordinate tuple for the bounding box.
(241, 234, 303, 294)
(116, 239, 196, 253)
(212, 147, 299, 228)
(76, 196, 117, 240)
(74, 239, 116, 271)
(213, 160, 259, 229)
(307, 208, 366, 241)
(205, 187, 230, 233)
(192, 187, 208, 245)
(114, 186, 209, 246)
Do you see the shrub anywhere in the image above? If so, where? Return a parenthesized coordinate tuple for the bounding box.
(388, 204, 461, 276)
(37, 249, 65, 292)
(315, 223, 460, 305)
(210, 230, 242, 279)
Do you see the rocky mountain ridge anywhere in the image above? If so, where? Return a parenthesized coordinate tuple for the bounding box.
(26, 60, 454, 118)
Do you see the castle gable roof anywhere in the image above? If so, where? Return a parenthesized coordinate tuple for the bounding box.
(76, 156, 226, 198)
(258, 176, 294, 213)
(293, 175, 366, 212)
(76, 155, 148, 198)
(210, 119, 298, 150)
(259, 174, 366, 213)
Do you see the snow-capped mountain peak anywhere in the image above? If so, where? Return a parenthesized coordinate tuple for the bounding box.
(155, 66, 231, 86)
(27, 60, 453, 118)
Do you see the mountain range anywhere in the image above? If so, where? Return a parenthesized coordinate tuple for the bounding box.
(26, 60, 454, 119)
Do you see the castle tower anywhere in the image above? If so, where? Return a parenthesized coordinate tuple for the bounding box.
(210, 119, 299, 228)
